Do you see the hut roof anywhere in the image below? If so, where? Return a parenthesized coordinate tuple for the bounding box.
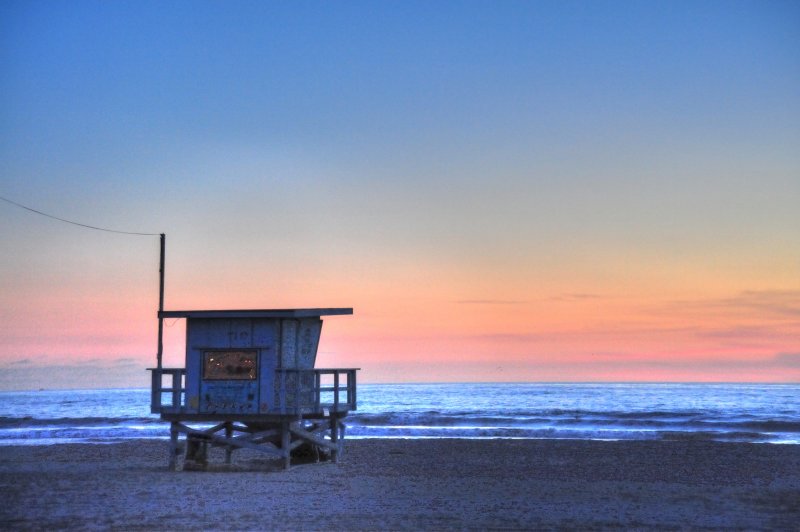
(158, 308, 353, 319)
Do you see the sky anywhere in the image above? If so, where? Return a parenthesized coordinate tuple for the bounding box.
(0, 0, 798, 390)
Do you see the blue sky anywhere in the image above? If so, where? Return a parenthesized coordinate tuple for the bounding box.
(1, 1, 798, 388)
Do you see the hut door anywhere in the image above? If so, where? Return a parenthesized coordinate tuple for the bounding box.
(200, 350, 259, 414)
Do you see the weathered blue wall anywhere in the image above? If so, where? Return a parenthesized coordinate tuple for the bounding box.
(184, 317, 322, 415)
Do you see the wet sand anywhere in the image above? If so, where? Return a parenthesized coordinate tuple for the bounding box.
(1, 439, 799, 530)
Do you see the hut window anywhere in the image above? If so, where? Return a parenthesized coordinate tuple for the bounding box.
(203, 350, 257, 380)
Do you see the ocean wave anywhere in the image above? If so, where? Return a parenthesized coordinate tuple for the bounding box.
(657, 430, 771, 442)
(0, 416, 161, 428)
(348, 413, 800, 432)
(1, 384, 798, 445)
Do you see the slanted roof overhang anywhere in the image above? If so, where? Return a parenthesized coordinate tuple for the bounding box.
(158, 308, 353, 319)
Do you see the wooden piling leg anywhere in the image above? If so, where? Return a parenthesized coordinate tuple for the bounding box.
(338, 419, 346, 459)
(282, 421, 291, 470)
(330, 415, 339, 464)
(168, 422, 179, 471)
(224, 422, 233, 465)
(200, 441, 208, 466)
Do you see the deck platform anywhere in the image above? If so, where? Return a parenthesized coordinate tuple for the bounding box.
(151, 366, 357, 470)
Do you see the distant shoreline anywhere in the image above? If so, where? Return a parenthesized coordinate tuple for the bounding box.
(2, 438, 798, 529)
(2, 436, 800, 447)
(3, 384, 799, 444)
(3, 380, 800, 393)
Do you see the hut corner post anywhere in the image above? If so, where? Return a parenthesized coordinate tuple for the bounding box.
(157, 233, 165, 370)
(150, 233, 166, 417)
(157, 233, 177, 470)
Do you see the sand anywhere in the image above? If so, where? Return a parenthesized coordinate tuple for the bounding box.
(1, 438, 799, 530)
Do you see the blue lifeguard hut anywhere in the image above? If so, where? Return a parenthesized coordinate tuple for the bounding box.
(147, 235, 358, 470)
(149, 307, 356, 470)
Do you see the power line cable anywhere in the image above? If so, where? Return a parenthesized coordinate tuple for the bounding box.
(0, 194, 160, 236)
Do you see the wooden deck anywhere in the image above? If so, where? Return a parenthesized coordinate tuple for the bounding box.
(149, 367, 358, 470)
(149, 367, 358, 416)
(166, 416, 348, 471)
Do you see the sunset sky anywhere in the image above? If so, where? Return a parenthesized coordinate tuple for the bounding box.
(1, 1, 798, 390)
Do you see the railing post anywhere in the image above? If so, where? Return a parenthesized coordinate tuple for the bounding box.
(345, 370, 351, 407)
(315, 371, 321, 412)
(350, 370, 357, 409)
(150, 369, 161, 414)
(171, 370, 181, 410)
(334, 371, 340, 412)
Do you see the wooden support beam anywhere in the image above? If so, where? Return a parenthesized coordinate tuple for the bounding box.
(282, 422, 291, 470)
(177, 423, 285, 457)
(205, 422, 228, 434)
(224, 423, 233, 464)
(168, 422, 179, 471)
(246, 428, 280, 442)
(162, 407, 352, 471)
(330, 415, 339, 463)
(289, 423, 337, 452)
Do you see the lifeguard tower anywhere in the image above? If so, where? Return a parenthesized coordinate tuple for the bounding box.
(149, 308, 357, 471)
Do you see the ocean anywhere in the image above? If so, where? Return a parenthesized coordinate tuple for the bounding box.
(1, 383, 798, 445)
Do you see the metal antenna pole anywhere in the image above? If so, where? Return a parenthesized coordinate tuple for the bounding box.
(157, 233, 165, 370)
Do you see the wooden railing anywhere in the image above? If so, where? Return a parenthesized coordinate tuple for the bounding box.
(149, 367, 358, 416)
(276, 368, 358, 415)
(148, 368, 186, 414)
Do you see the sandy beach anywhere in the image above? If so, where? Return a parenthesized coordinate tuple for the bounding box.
(1, 438, 798, 530)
